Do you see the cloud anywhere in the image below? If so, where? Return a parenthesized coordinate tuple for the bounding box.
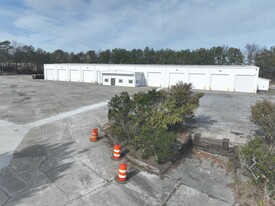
(0, 0, 274, 52)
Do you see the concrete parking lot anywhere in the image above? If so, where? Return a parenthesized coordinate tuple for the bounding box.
(0, 75, 273, 205)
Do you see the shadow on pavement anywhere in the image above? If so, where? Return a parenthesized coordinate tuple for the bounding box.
(186, 115, 218, 130)
(127, 168, 141, 179)
(0, 140, 88, 205)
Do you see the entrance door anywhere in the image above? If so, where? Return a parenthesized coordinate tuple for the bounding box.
(111, 78, 115, 86)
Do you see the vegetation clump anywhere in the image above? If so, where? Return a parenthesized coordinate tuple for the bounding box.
(108, 82, 203, 164)
(239, 100, 275, 202)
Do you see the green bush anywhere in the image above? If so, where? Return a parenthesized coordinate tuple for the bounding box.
(107, 82, 203, 163)
(108, 92, 135, 142)
(135, 127, 177, 164)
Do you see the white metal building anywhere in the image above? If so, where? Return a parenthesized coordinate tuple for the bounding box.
(257, 77, 271, 90)
(44, 64, 261, 93)
(101, 70, 144, 87)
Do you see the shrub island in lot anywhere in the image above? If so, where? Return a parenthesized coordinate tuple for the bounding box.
(107, 82, 204, 164)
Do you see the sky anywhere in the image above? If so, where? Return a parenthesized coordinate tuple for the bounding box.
(0, 0, 274, 53)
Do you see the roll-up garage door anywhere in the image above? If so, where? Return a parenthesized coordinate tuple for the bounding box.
(235, 75, 255, 93)
(46, 69, 54, 80)
(83, 70, 93, 83)
(58, 69, 67, 81)
(189, 74, 206, 90)
(210, 74, 230, 91)
(147, 72, 161, 87)
(70, 70, 80, 82)
(169, 73, 185, 87)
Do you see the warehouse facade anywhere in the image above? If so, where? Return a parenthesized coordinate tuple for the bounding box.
(44, 64, 261, 93)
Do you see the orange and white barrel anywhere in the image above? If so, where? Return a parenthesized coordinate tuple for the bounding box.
(116, 163, 127, 183)
(112, 144, 121, 160)
(90, 128, 98, 142)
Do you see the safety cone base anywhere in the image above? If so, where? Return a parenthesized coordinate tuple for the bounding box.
(90, 138, 97, 142)
(111, 156, 123, 161)
(115, 176, 128, 184)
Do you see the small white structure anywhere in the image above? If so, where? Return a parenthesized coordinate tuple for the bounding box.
(257, 77, 271, 90)
(44, 64, 262, 93)
(101, 70, 144, 87)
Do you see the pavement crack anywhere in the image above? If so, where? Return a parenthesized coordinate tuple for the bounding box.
(38, 155, 69, 198)
(63, 121, 75, 142)
(164, 176, 230, 204)
(38, 155, 48, 173)
(2, 197, 11, 206)
(77, 159, 109, 182)
(45, 171, 69, 199)
(0, 187, 11, 206)
(8, 166, 31, 189)
(205, 193, 229, 203)
(162, 182, 182, 206)
(63, 181, 111, 206)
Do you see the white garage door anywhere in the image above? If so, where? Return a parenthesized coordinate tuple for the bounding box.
(58, 69, 67, 81)
(169, 73, 185, 87)
(46, 69, 54, 80)
(147, 72, 161, 87)
(235, 75, 255, 93)
(70, 70, 80, 82)
(189, 74, 206, 90)
(211, 74, 230, 91)
(83, 70, 93, 83)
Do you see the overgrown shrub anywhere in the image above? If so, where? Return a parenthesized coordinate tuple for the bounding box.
(135, 127, 177, 164)
(251, 100, 275, 143)
(240, 137, 274, 200)
(108, 82, 203, 163)
(108, 92, 135, 142)
(239, 99, 275, 201)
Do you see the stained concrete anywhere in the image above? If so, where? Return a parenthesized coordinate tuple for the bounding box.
(166, 157, 235, 204)
(1, 75, 273, 205)
(166, 184, 227, 206)
(190, 90, 275, 145)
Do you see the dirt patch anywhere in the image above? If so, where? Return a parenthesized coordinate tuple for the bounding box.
(258, 88, 275, 95)
(229, 180, 274, 206)
(192, 149, 228, 169)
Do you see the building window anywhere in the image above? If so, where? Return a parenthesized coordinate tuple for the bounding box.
(104, 78, 108, 82)
(119, 79, 123, 83)
(129, 80, 133, 84)
(136, 80, 139, 83)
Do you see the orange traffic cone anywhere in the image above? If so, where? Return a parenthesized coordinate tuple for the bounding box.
(90, 128, 98, 142)
(111, 144, 121, 160)
(116, 163, 128, 183)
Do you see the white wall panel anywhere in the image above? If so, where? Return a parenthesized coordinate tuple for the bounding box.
(58, 69, 67, 81)
(257, 78, 270, 91)
(147, 72, 161, 87)
(189, 74, 206, 89)
(44, 64, 259, 93)
(70, 70, 80, 82)
(169, 73, 185, 86)
(83, 70, 94, 83)
(46, 69, 54, 80)
(235, 75, 255, 93)
(211, 74, 230, 91)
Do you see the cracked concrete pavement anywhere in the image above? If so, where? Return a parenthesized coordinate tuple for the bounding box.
(1, 75, 273, 205)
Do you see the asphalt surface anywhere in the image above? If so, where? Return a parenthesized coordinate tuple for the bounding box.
(1, 75, 273, 205)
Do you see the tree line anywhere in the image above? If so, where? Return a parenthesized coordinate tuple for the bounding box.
(0, 40, 274, 79)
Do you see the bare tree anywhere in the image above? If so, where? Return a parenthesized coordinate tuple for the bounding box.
(244, 43, 259, 65)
